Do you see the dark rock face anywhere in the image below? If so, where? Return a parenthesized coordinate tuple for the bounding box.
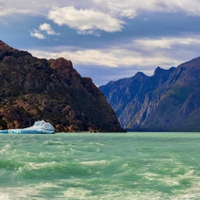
(100, 57, 200, 132)
(0, 40, 124, 132)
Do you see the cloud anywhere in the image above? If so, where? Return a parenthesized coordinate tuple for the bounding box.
(26, 33, 200, 85)
(48, 6, 123, 34)
(28, 34, 200, 68)
(134, 36, 200, 49)
(27, 44, 176, 68)
(0, 0, 64, 17)
(30, 29, 45, 39)
(105, 0, 200, 16)
(39, 23, 59, 35)
(30, 23, 59, 39)
(1, 1, 200, 35)
(1, 0, 200, 19)
(28, 47, 178, 86)
(0, 8, 33, 17)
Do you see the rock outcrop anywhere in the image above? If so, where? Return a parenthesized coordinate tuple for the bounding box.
(0, 40, 124, 132)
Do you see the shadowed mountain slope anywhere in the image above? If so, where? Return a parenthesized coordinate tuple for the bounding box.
(100, 57, 200, 131)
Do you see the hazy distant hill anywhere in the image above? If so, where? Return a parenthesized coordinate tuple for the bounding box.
(99, 57, 200, 131)
(0, 40, 124, 132)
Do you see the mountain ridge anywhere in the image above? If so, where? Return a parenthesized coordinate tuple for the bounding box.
(99, 57, 200, 131)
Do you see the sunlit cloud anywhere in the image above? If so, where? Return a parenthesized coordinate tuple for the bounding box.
(39, 23, 59, 35)
(30, 23, 59, 39)
(28, 34, 200, 69)
(134, 36, 200, 50)
(1, 0, 200, 34)
(48, 6, 123, 35)
(30, 29, 45, 39)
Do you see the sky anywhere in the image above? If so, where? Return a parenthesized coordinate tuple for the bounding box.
(1, 0, 200, 86)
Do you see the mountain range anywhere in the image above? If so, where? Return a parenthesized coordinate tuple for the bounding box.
(99, 57, 200, 131)
(0, 40, 124, 132)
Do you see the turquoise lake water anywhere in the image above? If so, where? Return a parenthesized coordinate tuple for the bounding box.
(0, 132, 200, 199)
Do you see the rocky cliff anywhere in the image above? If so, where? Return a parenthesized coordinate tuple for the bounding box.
(99, 57, 200, 131)
(0, 40, 124, 132)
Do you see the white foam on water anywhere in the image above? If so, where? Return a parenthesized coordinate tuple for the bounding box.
(95, 142, 105, 146)
(164, 168, 195, 185)
(88, 142, 105, 146)
(16, 161, 57, 175)
(63, 188, 91, 199)
(28, 161, 57, 169)
(161, 176, 180, 186)
(43, 140, 64, 146)
(143, 172, 160, 181)
(142, 165, 196, 186)
(144, 168, 200, 199)
(0, 187, 38, 200)
(62, 184, 169, 200)
(171, 170, 200, 199)
(0, 193, 10, 200)
(1, 173, 200, 200)
(81, 160, 109, 166)
(33, 182, 60, 192)
(0, 144, 11, 154)
(142, 171, 180, 186)
(129, 191, 168, 200)
(0, 182, 61, 200)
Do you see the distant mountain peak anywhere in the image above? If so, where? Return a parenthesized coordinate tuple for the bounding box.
(134, 72, 147, 80)
(135, 71, 146, 76)
(154, 66, 175, 76)
(154, 66, 163, 73)
(100, 57, 200, 132)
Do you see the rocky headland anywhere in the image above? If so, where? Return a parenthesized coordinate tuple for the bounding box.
(0, 40, 124, 132)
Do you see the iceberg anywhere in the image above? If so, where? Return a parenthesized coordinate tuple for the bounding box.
(0, 120, 55, 134)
